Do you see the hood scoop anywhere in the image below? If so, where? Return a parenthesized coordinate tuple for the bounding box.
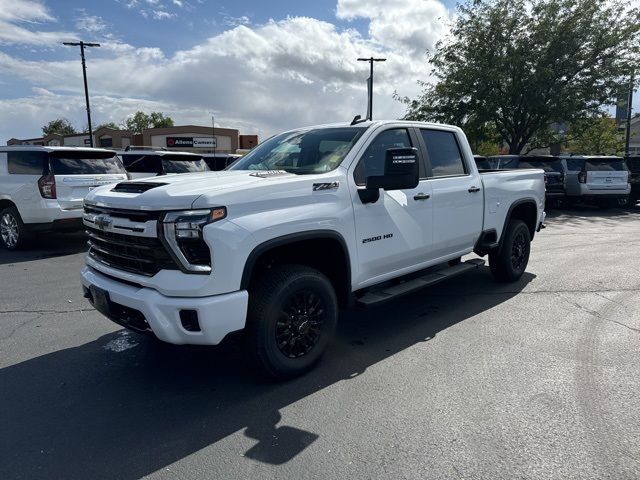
(112, 182, 168, 193)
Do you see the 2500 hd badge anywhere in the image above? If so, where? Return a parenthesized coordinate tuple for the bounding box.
(362, 233, 393, 244)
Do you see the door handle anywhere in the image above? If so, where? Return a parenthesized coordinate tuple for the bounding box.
(413, 193, 431, 201)
(468, 186, 481, 193)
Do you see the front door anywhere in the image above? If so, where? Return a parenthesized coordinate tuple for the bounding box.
(349, 127, 433, 288)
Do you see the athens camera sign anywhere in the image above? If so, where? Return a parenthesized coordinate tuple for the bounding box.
(166, 136, 217, 148)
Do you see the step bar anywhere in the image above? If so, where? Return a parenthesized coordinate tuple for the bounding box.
(356, 258, 485, 306)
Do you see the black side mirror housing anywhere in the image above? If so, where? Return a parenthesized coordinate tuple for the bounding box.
(359, 147, 420, 204)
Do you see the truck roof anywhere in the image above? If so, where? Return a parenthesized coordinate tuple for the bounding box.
(284, 119, 461, 132)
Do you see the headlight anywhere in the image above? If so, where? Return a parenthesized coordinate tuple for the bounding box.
(159, 207, 226, 274)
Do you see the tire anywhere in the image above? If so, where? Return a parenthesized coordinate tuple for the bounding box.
(246, 265, 338, 380)
(489, 219, 531, 282)
(0, 207, 30, 250)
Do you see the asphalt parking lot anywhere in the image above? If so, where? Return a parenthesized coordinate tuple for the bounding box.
(1, 204, 639, 480)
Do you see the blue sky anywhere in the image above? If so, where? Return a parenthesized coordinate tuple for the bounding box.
(0, 0, 636, 144)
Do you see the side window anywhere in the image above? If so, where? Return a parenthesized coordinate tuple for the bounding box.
(421, 130, 466, 177)
(7, 151, 48, 175)
(354, 128, 412, 186)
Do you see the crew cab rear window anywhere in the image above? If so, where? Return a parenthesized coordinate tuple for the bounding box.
(51, 156, 126, 175)
(354, 128, 413, 185)
(585, 159, 627, 171)
(421, 130, 466, 177)
(7, 151, 47, 175)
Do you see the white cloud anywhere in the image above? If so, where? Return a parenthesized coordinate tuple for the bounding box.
(0, 0, 78, 45)
(74, 10, 107, 34)
(0, 1, 453, 143)
(223, 15, 251, 27)
(337, 0, 449, 54)
(172, 0, 183, 7)
(152, 10, 175, 20)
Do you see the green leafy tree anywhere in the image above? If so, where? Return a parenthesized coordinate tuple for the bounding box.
(42, 118, 76, 136)
(567, 116, 624, 155)
(95, 122, 121, 130)
(399, 0, 640, 154)
(124, 111, 174, 133)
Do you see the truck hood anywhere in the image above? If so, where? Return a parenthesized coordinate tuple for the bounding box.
(84, 170, 308, 210)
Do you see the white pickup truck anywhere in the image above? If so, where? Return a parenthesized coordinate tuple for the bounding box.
(81, 120, 545, 378)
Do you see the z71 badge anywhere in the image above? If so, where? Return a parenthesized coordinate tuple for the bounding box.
(312, 182, 339, 191)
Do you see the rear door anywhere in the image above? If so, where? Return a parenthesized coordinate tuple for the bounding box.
(50, 152, 128, 210)
(420, 128, 483, 260)
(585, 158, 629, 191)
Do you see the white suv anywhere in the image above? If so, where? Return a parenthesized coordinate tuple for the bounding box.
(0, 146, 128, 250)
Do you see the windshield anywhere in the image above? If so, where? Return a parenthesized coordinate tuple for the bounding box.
(229, 127, 366, 174)
(518, 160, 563, 173)
(162, 157, 209, 174)
(585, 159, 627, 171)
(50, 155, 126, 175)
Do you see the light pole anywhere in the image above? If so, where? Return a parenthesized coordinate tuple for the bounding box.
(624, 69, 635, 158)
(63, 41, 100, 147)
(357, 57, 386, 120)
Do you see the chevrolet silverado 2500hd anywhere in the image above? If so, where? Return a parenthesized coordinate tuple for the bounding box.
(81, 120, 546, 378)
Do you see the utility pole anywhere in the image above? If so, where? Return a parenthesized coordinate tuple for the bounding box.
(211, 114, 216, 156)
(63, 41, 100, 147)
(624, 69, 635, 158)
(357, 57, 386, 120)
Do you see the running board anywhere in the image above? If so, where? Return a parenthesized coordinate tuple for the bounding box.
(356, 258, 485, 306)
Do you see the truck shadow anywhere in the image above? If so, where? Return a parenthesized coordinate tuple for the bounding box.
(0, 231, 87, 265)
(0, 268, 534, 479)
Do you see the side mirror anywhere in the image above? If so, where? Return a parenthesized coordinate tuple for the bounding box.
(359, 147, 420, 204)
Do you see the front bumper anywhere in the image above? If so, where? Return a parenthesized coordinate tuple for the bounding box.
(81, 267, 248, 345)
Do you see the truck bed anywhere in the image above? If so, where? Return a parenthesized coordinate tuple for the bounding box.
(480, 168, 545, 239)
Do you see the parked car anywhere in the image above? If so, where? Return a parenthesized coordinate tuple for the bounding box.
(625, 155, 640, 206)
(0, 146, 128, 250)
(488, 155, 565, 207)
(561, 155, 630, 207)
(82, 120, 545, 379)
(201, 153, 242, 171)
(115, 147, 210, 179)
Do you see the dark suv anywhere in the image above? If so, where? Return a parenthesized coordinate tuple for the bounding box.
(488, 155, 565, 206)
(626, 155, 640, 206)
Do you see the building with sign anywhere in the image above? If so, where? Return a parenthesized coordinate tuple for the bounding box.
(7, 124, 259, 153)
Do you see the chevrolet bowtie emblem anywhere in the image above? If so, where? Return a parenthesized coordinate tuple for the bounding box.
(94, 214, 112, 230)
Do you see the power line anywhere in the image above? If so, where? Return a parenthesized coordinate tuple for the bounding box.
(63, 41, 101, 147)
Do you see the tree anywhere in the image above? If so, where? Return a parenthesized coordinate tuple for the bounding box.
(567, 116, 624, 155)
(42, 118, 76, 136)
(94, 122, 121, 130)
(399, 0, 640, 154)
(124, 111, 174, 133)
